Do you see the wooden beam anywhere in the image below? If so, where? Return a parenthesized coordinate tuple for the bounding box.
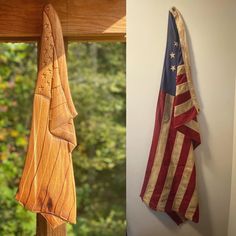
(0, 0, 126, 42)
(36, 214, 67, 236)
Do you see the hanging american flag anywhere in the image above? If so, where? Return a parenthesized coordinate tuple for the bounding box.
(140, 7, 201, 225)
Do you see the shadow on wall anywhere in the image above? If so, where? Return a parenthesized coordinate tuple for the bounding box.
(186, 18, 214, 236)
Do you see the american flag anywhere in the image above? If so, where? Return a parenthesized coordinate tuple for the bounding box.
(140, 7, 201, 225)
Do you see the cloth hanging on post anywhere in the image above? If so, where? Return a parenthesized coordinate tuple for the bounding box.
(140, 7, 201, 225)
(16, 4, 78, 228)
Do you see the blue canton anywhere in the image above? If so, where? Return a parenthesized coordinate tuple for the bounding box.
(160, 12, 184, 96)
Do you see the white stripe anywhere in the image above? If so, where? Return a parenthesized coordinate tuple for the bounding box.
(185, 120, 200, 133)
(143, 94, 174, 205)
(176, 82, 189, 95)
(172, 144, 195, 211)
(157, 131, 185, 210)
(174, 99, 193, 117)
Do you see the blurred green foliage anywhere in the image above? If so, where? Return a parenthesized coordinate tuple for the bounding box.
(0, 42, 126, 236)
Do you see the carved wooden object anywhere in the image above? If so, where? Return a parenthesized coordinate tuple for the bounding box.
(15, 4, 78, 233)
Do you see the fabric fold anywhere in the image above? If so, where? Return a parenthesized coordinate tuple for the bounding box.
(15, 4, 77, 228)
(140, 7, 201, 225)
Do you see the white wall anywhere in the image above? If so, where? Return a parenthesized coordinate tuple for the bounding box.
(127, 1, 236, 236)
(228, 77, 236, 236)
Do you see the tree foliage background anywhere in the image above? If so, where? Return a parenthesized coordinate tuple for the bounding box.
(0, 42, 126, 236)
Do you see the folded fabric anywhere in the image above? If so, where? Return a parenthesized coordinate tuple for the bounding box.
(16, 4, 78, 228)
(140, 7, 201, 225)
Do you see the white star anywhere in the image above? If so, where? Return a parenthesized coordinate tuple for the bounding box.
(170, 65, 176, 72)
(174, 41, 179, 47)
(170, 52, 175, 59)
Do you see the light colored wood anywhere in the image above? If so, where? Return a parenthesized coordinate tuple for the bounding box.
(0, 35, 126, 43)
(35, 34, 68, 236)
(15, 4, 77, 230)
(0, 0, 126, 41)
(36, 214, 66, 236)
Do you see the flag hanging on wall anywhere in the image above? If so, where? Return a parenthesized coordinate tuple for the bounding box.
(140, 7, 201, 225)
(15, 4, 78, 228)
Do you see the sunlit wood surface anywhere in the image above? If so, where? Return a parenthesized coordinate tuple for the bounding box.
(36, 214, 66, 236)
(0, 0, 126, 41)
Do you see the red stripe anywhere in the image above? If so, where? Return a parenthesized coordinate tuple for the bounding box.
(167, 211, 184, 225)
(140, 91, 166, 198)
(149, 128, 177, 209)
(174, 91, 191, 106)
(164, 137, 191, 211)
(177, 125, 201, 149)
(176, 73, 187, 85)
(192, 205, 199, 223)
(178, 165, 196, 215)
(174, 106, 198, 128)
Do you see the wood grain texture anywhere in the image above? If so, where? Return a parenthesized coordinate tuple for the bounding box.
(15, 4, 77, 229)
(0, 0, 126, 41)
(36, 214, 66, 236)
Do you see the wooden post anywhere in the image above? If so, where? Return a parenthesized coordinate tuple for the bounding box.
(35, 38, 69, 236)
(36, 214, 66, 236)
